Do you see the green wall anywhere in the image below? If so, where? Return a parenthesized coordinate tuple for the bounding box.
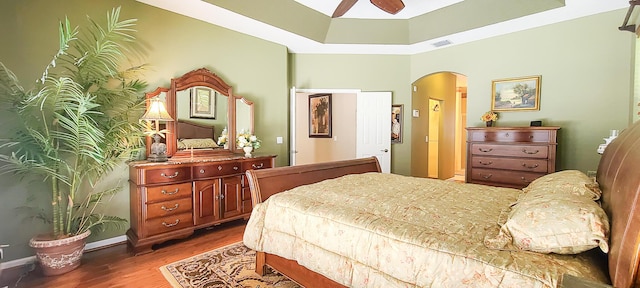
(410, 9, 635, 173)
(0, 0, 289, 261)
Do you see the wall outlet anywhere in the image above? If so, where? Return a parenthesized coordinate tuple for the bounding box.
(276, 136, 283, 144)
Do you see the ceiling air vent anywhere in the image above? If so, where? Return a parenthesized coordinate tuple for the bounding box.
(432, 40, 452, 47)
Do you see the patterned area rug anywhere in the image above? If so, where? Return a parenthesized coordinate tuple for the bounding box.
(160, 242, 301, 288)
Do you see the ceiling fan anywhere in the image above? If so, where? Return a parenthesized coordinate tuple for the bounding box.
(332, 0, 405, 18)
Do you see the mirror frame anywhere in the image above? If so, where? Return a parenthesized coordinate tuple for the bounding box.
(166, 68, 238, 158)
(144, 87, 171, 158)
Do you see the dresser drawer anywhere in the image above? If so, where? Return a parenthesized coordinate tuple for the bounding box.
(143, 166, 191, 184)
(471, 144, 549, 158)
(469, 130, 551, 143)
(193, 162, 241, 179)
(145, 182, 192, 203)
(470, 168, 545, 187)
(471, 156, 548, 173)
(242, 158, 273, 171)
(145, 212, 193, 236)
(146, 197, 193, 219)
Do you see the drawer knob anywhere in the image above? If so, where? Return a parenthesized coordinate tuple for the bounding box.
(160, 171, 179, 179)
(161, 204, 179, 212)
(161, 219, 180, 227)
(218, 166, 223, 171)
(233, 166, 239, 170)
(478, 148, 493, 153)
(522, 163, 539, 169)
(479, 160, 492, 166)
(520, 177, 531, 183)
(480, 173, 492, 179)
(505, 133, 510, 137)
(161, 188, 179, 195)
(522, 149, 540, 155)
(252, 163, 264, 169)
(200, 169, 205, 174)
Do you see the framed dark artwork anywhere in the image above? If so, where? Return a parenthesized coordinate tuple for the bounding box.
(391, 104, 403, 144)
(190, 87, 216, 119)
(309, 93, 332, 138)
(491, 75, 541, 111)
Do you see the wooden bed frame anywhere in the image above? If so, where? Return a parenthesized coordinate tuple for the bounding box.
(245, 121, 640, 288)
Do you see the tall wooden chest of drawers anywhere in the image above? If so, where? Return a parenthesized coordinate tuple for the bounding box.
(466, 127, 560, 189)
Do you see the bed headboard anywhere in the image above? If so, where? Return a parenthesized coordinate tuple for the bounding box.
(597, 119, 640, 288)
(177, 121, 214, 140)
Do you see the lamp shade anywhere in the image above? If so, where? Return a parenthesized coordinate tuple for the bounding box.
(141, 98, 174, 121)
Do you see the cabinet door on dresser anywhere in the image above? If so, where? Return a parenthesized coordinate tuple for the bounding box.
(193, 179, 221, 226)
(220, 176, 243, 219)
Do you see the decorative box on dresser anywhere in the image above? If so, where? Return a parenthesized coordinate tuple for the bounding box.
(127, 154, 275, 255)
(466, 126, 560, 189)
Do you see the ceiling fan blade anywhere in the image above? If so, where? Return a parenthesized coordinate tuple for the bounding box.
(332, 0, 358, 18)
(370, 0, 405, 15)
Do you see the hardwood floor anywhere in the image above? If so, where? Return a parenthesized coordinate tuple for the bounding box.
(1, 220, 247, 288)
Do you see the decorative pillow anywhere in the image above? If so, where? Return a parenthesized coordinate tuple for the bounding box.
(177, 138, 218, 149)
(485, 193, 610, 254)
(523, 170, 602, 200)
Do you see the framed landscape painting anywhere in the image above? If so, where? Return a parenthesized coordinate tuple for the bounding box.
(491, 75, 541, 111)
(309, 93, 332, 138)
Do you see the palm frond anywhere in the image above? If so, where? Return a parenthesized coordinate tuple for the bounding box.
(0, 6, 147, 238)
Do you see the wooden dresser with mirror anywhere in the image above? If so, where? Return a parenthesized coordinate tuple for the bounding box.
(128, 68, 275, 255)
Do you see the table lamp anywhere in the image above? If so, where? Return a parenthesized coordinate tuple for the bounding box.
(141, 97, 174, 162)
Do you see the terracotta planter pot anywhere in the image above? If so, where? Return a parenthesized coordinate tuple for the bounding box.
(29, 230, 91, 276)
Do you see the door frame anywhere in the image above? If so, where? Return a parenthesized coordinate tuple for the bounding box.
(290, 88, 361, 166)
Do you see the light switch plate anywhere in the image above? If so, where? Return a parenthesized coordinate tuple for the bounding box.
(276, 137, 283, 144)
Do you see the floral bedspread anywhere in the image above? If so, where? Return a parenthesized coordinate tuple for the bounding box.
(243, 173, 609, 287)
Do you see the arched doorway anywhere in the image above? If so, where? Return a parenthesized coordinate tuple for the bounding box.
(411, 72, 467, 180)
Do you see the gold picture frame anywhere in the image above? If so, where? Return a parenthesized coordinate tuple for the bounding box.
(491, 75, 541, 111)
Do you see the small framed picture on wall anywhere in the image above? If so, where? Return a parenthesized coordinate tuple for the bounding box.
(392, 104, 403, 144)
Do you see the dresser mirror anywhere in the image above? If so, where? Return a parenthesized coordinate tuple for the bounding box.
(146, 68, 254, 158)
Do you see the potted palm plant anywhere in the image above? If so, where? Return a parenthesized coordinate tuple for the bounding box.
(0, 7, 147, 276)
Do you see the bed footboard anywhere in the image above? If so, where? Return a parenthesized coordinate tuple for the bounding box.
(245, 157, 381, 206)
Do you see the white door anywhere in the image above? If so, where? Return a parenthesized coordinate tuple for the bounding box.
(356, 92, 391, 173)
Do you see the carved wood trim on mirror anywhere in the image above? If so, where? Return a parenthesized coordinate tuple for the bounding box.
(145, 68, 254, 159)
